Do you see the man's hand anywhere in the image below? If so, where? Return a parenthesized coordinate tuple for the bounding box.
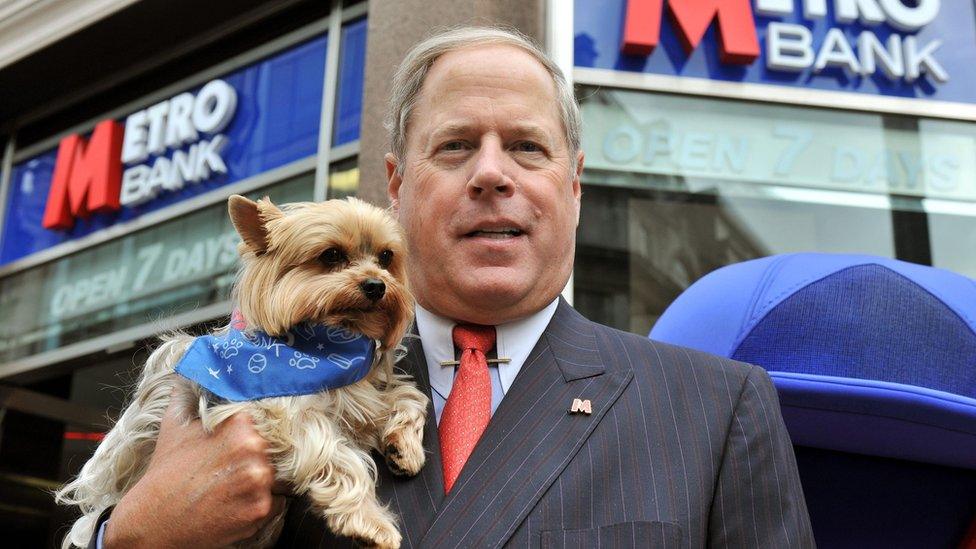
(103, 402, 284, 548)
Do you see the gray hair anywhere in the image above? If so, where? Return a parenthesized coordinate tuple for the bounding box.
(385, 26, 581, 174)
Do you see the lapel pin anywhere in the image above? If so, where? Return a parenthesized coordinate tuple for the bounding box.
(569, 398, 592, 415)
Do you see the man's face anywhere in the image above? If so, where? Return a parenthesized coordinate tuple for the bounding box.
(387, 44, 583, 325)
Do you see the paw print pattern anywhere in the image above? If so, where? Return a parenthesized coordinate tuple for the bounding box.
(220, 338, 244, 359)
(289, 351, 320, 370)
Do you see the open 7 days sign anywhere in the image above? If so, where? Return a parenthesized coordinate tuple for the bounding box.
(42, 80, 237, 230)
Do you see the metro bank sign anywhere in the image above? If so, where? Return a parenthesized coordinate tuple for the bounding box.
(574, 0, 974, 103)
(43, 80, 237, 230)
(1, 34, 328, 266)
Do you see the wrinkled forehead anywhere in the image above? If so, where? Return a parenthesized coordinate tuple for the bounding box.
(410, 44, 562, 132)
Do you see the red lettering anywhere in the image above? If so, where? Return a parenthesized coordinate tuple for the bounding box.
(42, 120, 124, 230)
(622, 0, 760, 64)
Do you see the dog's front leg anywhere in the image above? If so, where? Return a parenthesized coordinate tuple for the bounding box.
(374, 366, 428, 477)
(283, 416, 401, 548)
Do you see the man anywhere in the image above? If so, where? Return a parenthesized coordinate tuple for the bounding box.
(96, 27, 814, 548)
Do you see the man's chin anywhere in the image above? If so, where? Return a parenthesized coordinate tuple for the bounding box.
(443, 275, 561, 324)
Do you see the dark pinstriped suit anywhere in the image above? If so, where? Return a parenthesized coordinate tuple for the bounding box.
(276, 299, 815, 548)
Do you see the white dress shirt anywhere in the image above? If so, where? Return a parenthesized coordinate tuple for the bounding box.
(414, 299, 559, 425)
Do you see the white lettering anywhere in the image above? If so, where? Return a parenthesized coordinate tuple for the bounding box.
(192, 80, 237, 134)
(146, 156, 172, 197)
(773, 125, 813, 176)
(679, 132, 712, 171)
(603, 126, 641, 164)
(121, 110, 149, 164)
(904, 36, 948, 83)
(643, 129, 674, 165)
(50, 266, 127, 319)
(857, 31, 904, 80)
(755, 0, 792, 16)
(928, 154, 959, 191)
(714, 137, 748, 173)
(165, 92, 198, 149)
(163, 247, 186, 283)
(835, 0, 886, 26)
(160, 232, 241, 285)
(897, 151, 923, 189)
(132, 243, 164, 293)
(146, 101, 169, 156)
(767, 23, 814, 72)
(832, 146, 865, 183)
(194, 135, 229, 180)
(878, 0, 939, 32)
(120, 165, 151, 205)
(119, 136, 228, 206)
(814, 28, 862, 74)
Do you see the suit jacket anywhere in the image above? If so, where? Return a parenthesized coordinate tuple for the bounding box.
(276, 299, 815, 548)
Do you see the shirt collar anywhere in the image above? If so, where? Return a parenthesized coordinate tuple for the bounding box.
(415, 299, 560, 401)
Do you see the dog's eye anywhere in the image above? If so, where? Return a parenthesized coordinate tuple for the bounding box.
(377, 250, 394, 269)
(320, 247, 346, 267)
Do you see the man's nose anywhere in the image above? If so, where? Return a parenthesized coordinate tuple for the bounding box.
(466, 142, 515, 199)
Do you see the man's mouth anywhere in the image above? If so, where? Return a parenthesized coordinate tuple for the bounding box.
(465, 228, 524, 239)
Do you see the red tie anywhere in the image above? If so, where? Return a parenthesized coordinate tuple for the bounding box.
(439, 324, 495, 494)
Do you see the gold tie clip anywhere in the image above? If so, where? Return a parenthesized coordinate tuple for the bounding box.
(440, 358, 511, 366)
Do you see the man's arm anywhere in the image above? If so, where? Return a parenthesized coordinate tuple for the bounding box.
(94, 402, 283, 548)
(708, 365, 816, 548)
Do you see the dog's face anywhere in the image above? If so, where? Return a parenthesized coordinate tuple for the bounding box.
(228, 195, 413, 350)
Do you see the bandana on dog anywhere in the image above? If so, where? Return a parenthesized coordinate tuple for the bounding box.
(175, 323, 375, 401)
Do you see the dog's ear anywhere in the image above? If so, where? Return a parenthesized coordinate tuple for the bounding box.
(228, 195, 282, 254)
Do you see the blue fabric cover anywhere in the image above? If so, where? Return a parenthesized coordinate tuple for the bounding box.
(650, 253, 976, 469)
(176, 323, 375, 402)
(772, 372, 976, 470)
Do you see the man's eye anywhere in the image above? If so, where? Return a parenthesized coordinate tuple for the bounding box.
(440, 141, 466, 152)
(319, 247, 346, 266)
(513, 141, 542, 153)
(377, 250, 394, 269)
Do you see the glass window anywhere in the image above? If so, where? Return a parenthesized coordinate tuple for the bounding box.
(0, 173, 313, 363)
(327, 157, 359, 199)
(333, 18, 367, 146)
(575, 88, 976, 334)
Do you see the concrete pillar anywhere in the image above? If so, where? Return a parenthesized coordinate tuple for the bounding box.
(356, 0, 546, 206)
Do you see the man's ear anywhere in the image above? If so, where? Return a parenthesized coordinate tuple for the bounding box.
(386, 153, 402, 215)
(573, 150, 584, 225)
(228, 195, 282, 254)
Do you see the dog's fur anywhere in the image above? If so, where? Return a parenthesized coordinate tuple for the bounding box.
(55, 196, 429, 548)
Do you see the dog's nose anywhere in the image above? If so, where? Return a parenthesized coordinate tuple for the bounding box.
(360, 278, 386, 302)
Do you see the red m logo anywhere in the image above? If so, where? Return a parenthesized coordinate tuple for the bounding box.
(42, 120, 124, 230)
(622, 0, 760, 64)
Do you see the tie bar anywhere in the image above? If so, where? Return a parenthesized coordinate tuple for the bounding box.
(440, 358, 511, 366)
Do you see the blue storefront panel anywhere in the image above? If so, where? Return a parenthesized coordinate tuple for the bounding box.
(2, 34, 330, 265)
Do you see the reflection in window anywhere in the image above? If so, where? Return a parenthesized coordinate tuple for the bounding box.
(574, 87, 976, 335)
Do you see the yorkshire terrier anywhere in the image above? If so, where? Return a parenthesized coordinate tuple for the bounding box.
(56, 195, 429, 548)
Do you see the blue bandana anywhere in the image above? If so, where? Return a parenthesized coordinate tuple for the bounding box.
(175, 324, 375, 401)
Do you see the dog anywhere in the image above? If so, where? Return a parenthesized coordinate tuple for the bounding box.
(56, 195, 429, 548)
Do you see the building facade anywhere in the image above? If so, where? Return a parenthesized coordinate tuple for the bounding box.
(0, 0, 971, 544)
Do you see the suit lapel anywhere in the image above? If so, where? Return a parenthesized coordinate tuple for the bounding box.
(419, 299, 634, 548)
(375, 334, 445, 548)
